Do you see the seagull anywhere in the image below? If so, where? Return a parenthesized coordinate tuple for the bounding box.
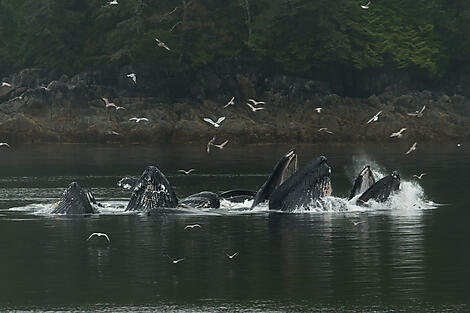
(116, 106, 126, 110)
(224, 97, 235, 108)
(413, 173, 427, 180)
(0, 142, 11, 148)
(314, 107, 323, 113)
(405, 142, 417, 155)
(225, 252, 239, 259)
(129, 117, 149, 123)
(178, 169, 195, 175)
(203, 116, 226, 128)
(1, 82, 11, 87)
(246, 102, 265, 112)
(86, 232, 110, 243)
(207, 136, 216, 153)
(155, 37, 171, 51)
(352, 221, 365, 226)
(407, 105, 426, 117)
(184, 224, 201, 230)
(318, 127, 334, 134)
(126, 73, 137, 84)
(108, 0, 118, 5)
(366, 110, 382, 124)
(213, 140, 229, 150)
(360, 1, 371, 9)
(247, 99, 265, 105)
(101, 97, 117, 109)
(165, 254, 184, 264)
(457, 143, 462, 147)
(390, 128, 407, 138)
(106, 130, 121, 136)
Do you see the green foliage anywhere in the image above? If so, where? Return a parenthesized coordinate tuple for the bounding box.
(0, 0, 466, 78)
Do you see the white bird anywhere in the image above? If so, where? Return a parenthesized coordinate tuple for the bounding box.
(413, 173, 427, 180)
(360, 1, 371, 9)
(224, 97, 235, 108)
(116, 106, 126, 110)
(318, 127, 334, 134)
(178, 169, 195, 175)
(108, 0, 118, 5)
(101, 97, 117, 108)
(165, 254, 184, 264)
(0, 142, 11, 148)
(129, 117, 149, 123)
(314, 107, 323, 113)
(405, 142, 417, 155)
(457, 143, 462, 147)
(225, 252, 239, 259)
(213, 140, 229, 150)
(203, 116, 226, 128)
(366, 110, 382, 124)
(246, 102, 265, 112)
(106, 130, 121, 136)
(407, 105, 426, 117)
(390, 128, 407, 138)
(184, 224, 201, 230)
(155, 38, 171, 51)
(126, 73, 137, 84)
(352, 221, 365, 226)
(207, 136, 216, 153)
(87, 232, 110, 243)
(247, 99, 265, 105)
(1, 82, 11, 87)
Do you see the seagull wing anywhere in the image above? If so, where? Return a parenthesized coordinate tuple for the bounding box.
(203, 118, 216, 126)
(220, 140, 229, 148)
(129, 117, 138, 121)
(419, 105, 426, 114)
(86, 233, 96, 240)
(216, 116, 226, 124)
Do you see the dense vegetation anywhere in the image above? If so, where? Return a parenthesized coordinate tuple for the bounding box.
(1, 0, 469, 84)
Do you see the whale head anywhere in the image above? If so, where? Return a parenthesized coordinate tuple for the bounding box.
(51, 182, 96, 214)
(251, 148, 298, 208)
(268, 155, 332, 211)
(125, 166, 178, 212)
(348, 165, 376, 200)
(357, 171, 400, 205)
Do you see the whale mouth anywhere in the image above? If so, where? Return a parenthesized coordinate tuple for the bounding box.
(280, 149, 298, 185)
(317, 175, 333, 197)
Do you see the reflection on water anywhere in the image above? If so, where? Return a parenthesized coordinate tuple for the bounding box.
(0, 143, 469, 311)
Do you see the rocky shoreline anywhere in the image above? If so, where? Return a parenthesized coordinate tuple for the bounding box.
(1, 68, 469, 145)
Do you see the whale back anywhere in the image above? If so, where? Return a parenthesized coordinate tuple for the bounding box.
(178, 191, 220, 209)
(126, 166, 178, 211)
(269, 156, 332, 211)
(51, 182, 96, 214)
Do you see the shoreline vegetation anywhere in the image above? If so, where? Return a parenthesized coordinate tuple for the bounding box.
(1, 67, 470, 145)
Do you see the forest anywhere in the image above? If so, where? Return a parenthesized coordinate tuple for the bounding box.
(0, 0, 469, 89)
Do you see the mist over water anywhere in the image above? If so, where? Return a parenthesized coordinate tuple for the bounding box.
(0, 143, 468, 311)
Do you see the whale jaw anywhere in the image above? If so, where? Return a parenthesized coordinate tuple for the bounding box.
(51, 182, 96, 215)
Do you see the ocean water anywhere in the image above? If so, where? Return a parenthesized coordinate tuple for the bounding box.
(0, 143, 468, 312)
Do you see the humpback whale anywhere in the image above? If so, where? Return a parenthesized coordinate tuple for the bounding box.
(178, 191, 220, 209)
(269, 156, 332, 211)
(219, 190, 256, 203)
(348, 165, 376, 200)
(51, 182, 97, 214)
(251, 148, 298, 208)
(357, 171, 400, 205)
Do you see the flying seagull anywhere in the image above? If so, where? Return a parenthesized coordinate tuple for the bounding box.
(314, 107, 323, 113)
(207, 136, 216, 153)
(352, 221, 365, 226)
(108, 0, 118, 5)
(405, 142, 417, 155)
(165, 254, 184, 264)
(213, 140, 229, 150)
(106, 130, 121, 136)
(178, 169, 195, 175)
(0, 142, 11, 148)
(203, 116, 226, 128)
(1, 82, 12, 87)
(101, 97, 117, 109)
(87, 232, 110, 243)
(155, 38, 171, 51)
(126, 73, 137, 84)
(224, 97, 235, 108)
(246, 102, 265, 112)
(407, 105, 426, 117)
(184, 224, 201, 230)
(225, 252, 239, 259)
(247, 99, 265, 105)
(413, 173, 427, 180)
(360, 1, 371, 9)
(129, 117, 149, 123)
(318, 127, 334, 134)
(366, 110, 382, 124)
(390, 128, 407, 138)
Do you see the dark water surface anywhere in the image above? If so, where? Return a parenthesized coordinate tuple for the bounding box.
(0, 143, 469, 312)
